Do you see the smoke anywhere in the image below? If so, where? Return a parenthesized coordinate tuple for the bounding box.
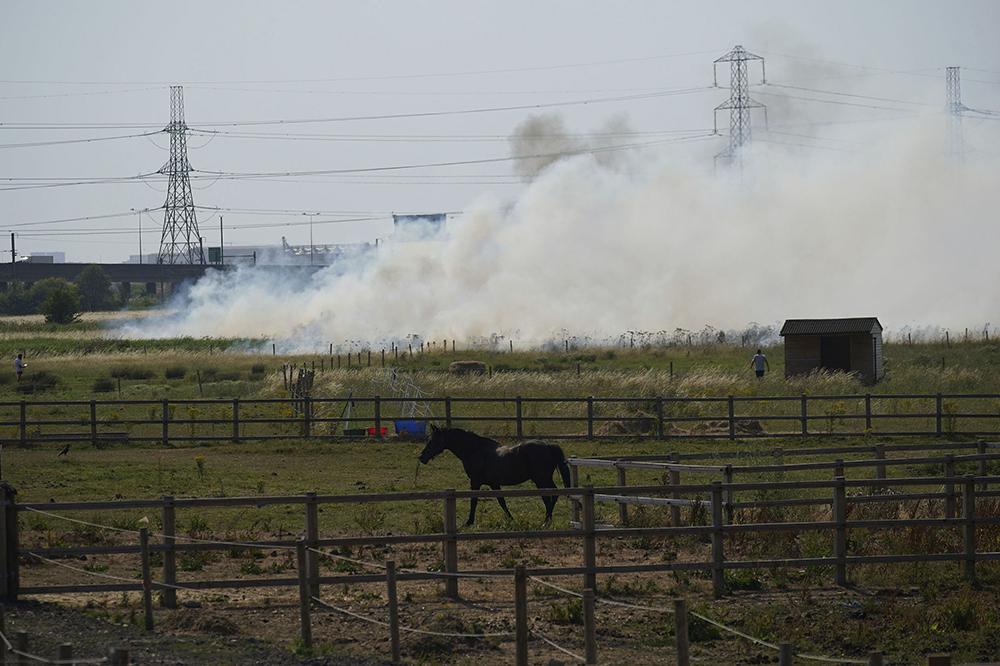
(119, 111, 1000, 349)
(508, 113, 639, 180)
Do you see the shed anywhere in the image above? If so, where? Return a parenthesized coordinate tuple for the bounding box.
(780, 317, 884, 383)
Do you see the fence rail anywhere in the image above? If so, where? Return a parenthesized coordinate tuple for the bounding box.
(2, 392, 1000, 444)
(4, 460, 999, 664)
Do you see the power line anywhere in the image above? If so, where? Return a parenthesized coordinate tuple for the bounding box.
(0, 130, 163, 150)
(0, 49, 722, 86)
(754, 90, 919, 112)
(756, 51, 943, 80)
(2, 208, 161, 229)
(186, 127, 714, 144)
(763, 83, 932, 107)
(190, 134, 718, 180)
(0, 86, 165, 100)
(0, 87, 715, 130)
(0, 134, 715, 190)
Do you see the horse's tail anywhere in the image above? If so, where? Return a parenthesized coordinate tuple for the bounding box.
(555, 446, 572, 488)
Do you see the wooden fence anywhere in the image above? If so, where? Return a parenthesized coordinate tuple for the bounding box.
(1, 392, 1000, 444)
(2, 458, 999, 664)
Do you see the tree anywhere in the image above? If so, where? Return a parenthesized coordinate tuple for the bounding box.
(76, 265, 115, 311)
(39, 282, 80, 324)
(28, 278, 72, 312)
(0, 284, 34, 315)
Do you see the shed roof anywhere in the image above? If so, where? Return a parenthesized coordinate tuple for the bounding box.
(780, 317, 882, 336)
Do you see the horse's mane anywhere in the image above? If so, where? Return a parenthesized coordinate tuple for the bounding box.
(441, 427, 500, 450)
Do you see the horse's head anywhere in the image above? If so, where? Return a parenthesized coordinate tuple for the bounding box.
(418, 424, 448, 464)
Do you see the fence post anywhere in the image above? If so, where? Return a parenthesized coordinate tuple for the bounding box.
(1, 483, 18, 602)
(0, 491, 7, 604)
(673, 599, 690, 666)
(0, 604, 5, 665)
(295, 539, 312, 650)
(834, 458, 844, 479)
(935, 393, 943, 436)
(962, 475, 976, 583)
(833, 476, 848, 586)
(161, 399, 169, 446)
(443, 490, 459, 599)
(976, 440, 988, 490)
(18, 402, 25, 448)
(445, 397, 452, 428)
(727, 395, 736, 440)
(514, 565, 528, 666)
(374, 396, 382, 440)
(232, 398, 240, 442)
(58, 643, 73, 664)
(723, 465, 734, 525)
(305, 492, 320, 599)
(868, 653, 884, 666)
(944, 455, 956, 520)
(161, 496, 176, 609)
(865, 393, 872, 431)
(583, 587, 597, 665)
(874, 444, 886, 490)
(656, 396, 664, 439)
(386, 560, 401, 664)
(303, 397, 312, 438)
(15, 632, 27, 666)
(616, 463, 628, 526)
(926, 656, 951, 666)
(778, 643, 794, 666)
(582, 487, 597, 593)
(89, 400, 98, 447)
(587, 396, 594, 440)
(515, 396, 523, 439)
(569, 464, 581, 525)
(139, 527, 154, 631)
(800, 394, 808, 436)
(710, 482, 725, 598)
(669, 454, 682, 527)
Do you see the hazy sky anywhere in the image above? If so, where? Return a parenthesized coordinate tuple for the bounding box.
(1, 1, 998, 263)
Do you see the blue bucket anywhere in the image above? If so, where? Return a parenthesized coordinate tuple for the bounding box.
(394, 419, 427, 438)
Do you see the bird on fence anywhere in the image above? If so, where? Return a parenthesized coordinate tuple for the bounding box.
(57, 444, 70, 457)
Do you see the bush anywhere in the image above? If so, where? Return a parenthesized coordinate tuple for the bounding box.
(15, 370, 59, 393)
(110, 367, 154, 380)
(164, 366, 187, 380)
(92, 377, 115, 393)
(39, 281, 80, 324)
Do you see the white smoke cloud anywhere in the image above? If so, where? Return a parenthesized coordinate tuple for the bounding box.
(120, 112, 1000, 349)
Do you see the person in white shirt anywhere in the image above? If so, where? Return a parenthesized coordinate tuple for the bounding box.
(14, 353, 26, 382)
(750, 349, 769, 379)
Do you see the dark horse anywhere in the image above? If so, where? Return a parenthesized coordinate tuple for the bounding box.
(418, 425, 572, 526)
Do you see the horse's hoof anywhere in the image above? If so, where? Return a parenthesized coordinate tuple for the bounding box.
(464, 521, 475, 527)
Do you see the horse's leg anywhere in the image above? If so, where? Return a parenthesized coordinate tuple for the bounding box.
(534, 477, 558, 527)
(465, 480, 481, 527)
(491, 484, 514, 521)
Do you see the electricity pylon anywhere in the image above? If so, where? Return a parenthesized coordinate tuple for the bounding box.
(713, 45, 767, 169)
(157, 86, 202, 264)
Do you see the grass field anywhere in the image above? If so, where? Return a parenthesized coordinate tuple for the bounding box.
(3, 313, 1000, 664)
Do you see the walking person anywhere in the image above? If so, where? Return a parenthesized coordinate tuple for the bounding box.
(750, 349, 769, 379)
(14, 353, 26, 382)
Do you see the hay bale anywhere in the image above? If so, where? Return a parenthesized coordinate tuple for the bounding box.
(448, 360, 487, 375)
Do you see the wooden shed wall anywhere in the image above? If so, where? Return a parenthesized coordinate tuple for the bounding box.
(849, 334, 875, 380)
(784, 332, 882, 383)
(784, 335, 821, 377)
